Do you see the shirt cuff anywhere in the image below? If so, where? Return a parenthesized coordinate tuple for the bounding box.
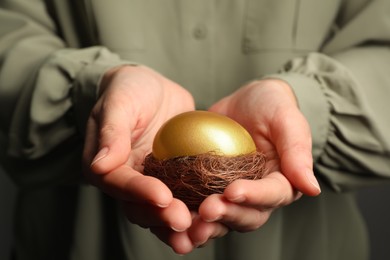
(72, 49, 136, 136)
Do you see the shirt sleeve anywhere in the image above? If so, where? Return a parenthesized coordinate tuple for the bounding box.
(270, 1, 390, 191)
(0, 2, 130, 187)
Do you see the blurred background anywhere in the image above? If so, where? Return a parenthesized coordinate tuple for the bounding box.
(1, 168, 389, 260)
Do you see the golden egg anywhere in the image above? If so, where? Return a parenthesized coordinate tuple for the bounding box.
(152, 111, 256, 160)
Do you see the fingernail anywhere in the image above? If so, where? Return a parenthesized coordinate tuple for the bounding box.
(91, 147, 109, 166)
(227, 195, 245, 203)
(194, 241, 207, 248)
(171, 225, 186, 232)
(156, 202, 169, 208)
(306, 170, 321, 193)
(204, 215, 222, 223)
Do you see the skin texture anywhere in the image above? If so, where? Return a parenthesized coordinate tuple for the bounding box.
(83, 65, 321, 255)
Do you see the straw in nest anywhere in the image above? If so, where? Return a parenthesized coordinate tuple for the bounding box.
(143, 151, 267, 210)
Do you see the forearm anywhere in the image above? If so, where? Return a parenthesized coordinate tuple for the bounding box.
(0, 5, 129, 187)
(262, 0, 390, 191)
(271, 47, 390, 191)
(0, 7, 128, 158)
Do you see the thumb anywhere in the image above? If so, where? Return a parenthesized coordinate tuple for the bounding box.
(89, 103, 135, 174)
(274, 109, 321, 196)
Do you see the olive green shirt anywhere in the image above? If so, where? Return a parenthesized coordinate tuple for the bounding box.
(0, 0, 389, 259)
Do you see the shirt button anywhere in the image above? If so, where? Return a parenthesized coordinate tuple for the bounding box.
(243, 38, 253, 53)
(193, 24, 207, 40)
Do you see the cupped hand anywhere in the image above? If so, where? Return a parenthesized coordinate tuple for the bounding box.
(196, 79, 321, 235)
(82, 65, 198, 254)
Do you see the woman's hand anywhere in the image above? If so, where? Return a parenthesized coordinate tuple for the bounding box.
(82, 65, 198, 254)
(189, 79, 321, 246)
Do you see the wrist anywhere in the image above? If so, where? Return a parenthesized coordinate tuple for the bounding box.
(98, 64, 139, 96)
(252, 78, 299, 107)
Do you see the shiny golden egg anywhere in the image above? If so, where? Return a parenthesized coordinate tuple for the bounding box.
(152, 111, 256, 160)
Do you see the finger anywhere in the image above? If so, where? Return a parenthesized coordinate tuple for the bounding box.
(271, 108, 321, 196)
(223, 173, 302, 208)
(92, 164, 173, 207)
(90, 97, 136, 174)
(199, 194, 271, 232)
(150, 227, 194, 255)
(188, 215, 229, 247)
(208, 96, 231, 116)
(123, 198, 192, 232)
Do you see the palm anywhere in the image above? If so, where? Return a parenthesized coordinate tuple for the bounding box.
(84, 65, 194, 173)
(209, 79, 319, 196)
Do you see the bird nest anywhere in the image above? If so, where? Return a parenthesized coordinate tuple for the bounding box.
(143, 152, 267, 210)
